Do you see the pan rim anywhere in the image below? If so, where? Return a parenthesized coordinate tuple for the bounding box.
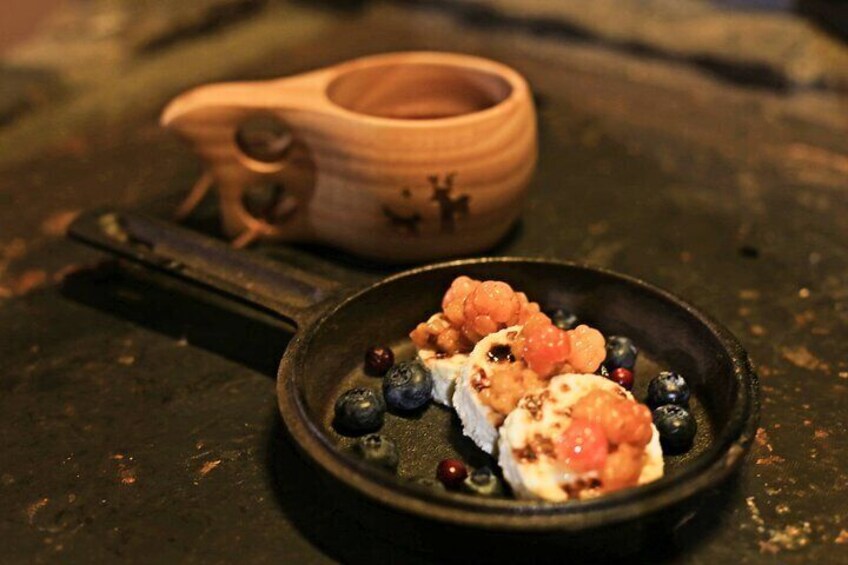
(276, 257, 759, 531)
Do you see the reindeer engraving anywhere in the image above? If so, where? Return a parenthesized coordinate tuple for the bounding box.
(382, 205, 422, 235)
(428, 173, 469, 233)
(382, 174, 470, 235)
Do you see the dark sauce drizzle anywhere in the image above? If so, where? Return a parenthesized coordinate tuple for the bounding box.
(487, 344, 515, 363)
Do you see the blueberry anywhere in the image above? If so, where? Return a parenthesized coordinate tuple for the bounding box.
(333, 388, 385, 434)
(463, 466, 502, 496)
(364, 346, 394, 376)
(353, 433, 398, 471)
(548, 308, 579, 331)
(652, 404, 697, 453)
(383, 361, 433, 412)
(646, 371, 690, 409)
(604, 335, 638, 370)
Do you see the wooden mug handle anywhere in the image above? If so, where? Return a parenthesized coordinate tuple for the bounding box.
(161, 73, 332, 246)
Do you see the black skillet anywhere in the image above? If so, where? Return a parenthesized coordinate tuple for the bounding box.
(69, 209, 758, 543)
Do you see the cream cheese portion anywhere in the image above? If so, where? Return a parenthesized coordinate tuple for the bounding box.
(498, 373, 664, 502)
(418, 349, 467, 407)
(453, 326, 526, 455)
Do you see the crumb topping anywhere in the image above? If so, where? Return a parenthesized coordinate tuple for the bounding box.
(562, 477, 602, 499)
(520, 390, 551, 421)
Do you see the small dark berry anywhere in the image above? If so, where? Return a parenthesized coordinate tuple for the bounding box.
(383, 361, 433, 412)
(548, 308, 579, 331)
(436, 458, 468, 489)
(333, 388, 385, 434)
(653, 404, 697, 453)
(364, 346, 394, 376)
(647, 371, 690, 409)
(596, 364, 610, 378)
(463, 466, 502, 496)
(609, 367, 634, 391)
(353, 433, 399, 471)
(605, 335, 638, 370)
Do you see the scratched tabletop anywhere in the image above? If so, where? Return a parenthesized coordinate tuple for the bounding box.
(1, 1, 846, 563)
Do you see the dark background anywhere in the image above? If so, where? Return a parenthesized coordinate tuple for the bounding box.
(1, 1, 846, 562)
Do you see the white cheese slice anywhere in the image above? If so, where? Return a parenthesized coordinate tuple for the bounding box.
(417, 349, 467, 407)
(453, 326, 527, 455)
(498, 373, 664, 502)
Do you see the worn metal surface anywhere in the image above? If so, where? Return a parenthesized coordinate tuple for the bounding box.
(0, 1, 846, 563)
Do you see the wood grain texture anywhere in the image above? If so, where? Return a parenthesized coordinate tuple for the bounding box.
(161, 52, 537, 262)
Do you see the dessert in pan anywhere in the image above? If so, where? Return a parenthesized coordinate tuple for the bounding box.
(334, 276, 697, 502)
(69, 210, 755, 530)
(409, 277, 543, 408)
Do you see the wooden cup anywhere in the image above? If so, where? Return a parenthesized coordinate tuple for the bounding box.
(161, 51, 537, 262)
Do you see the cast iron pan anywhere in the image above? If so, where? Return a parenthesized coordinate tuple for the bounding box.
(68, 210, 758, 541)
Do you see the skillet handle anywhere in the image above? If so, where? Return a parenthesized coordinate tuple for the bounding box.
(67, 209, 336, 328)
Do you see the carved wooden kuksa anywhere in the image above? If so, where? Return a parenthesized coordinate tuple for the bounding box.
(161, 51, 537, 262)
